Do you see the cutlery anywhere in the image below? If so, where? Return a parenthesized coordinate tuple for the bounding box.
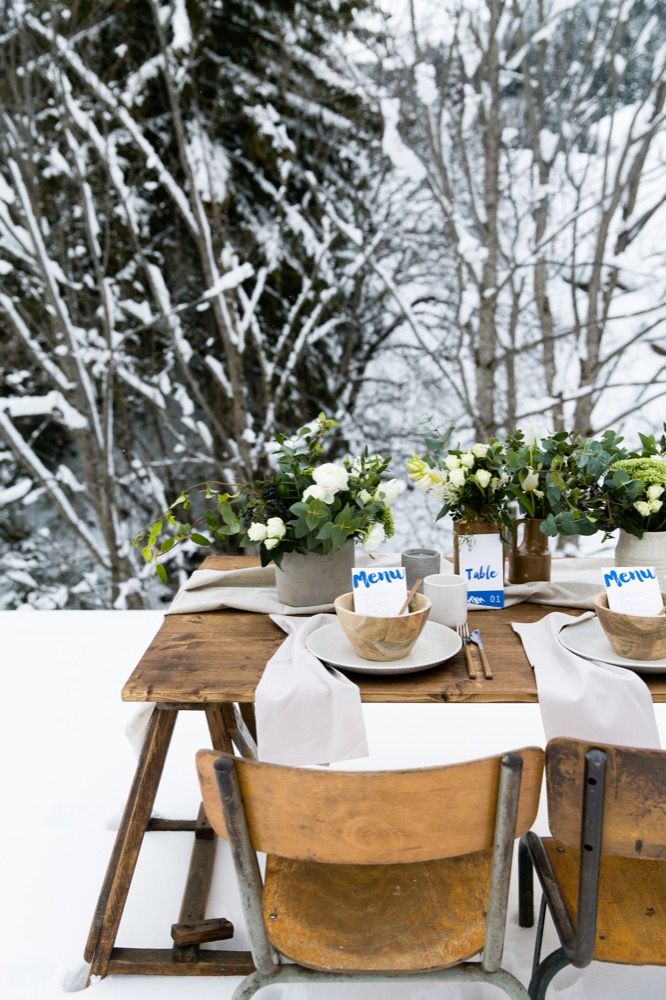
(470, 628, 493, 679)
(455, 622, 477, 680)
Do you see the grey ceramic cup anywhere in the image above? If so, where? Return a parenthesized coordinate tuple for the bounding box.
(401, 548, 441, 593)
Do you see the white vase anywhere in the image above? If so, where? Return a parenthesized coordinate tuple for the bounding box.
(614, 529, 666, 591)
(275, 543, 355, 607)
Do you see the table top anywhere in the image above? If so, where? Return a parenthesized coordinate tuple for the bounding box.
(123, 556, 666, 706)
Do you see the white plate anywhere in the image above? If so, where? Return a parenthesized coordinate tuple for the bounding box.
(305, 620, 462, 675)
(558, 616, 666, 674)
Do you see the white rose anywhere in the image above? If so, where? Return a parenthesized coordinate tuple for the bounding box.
(312, 462, 349, 493)
(303, 484, 335, 504)
(247, 522, 268, 542)
(362, 522, 386, 553)
(649, 498, 663, 513)
(460, 452, 475, 469)
(449, 467, 467, 488)
(634, 500, 651, 518)
(263, 537, 280, 550)
(375, 478, 402, 505)
(647, 484, 665, 500)
(358, 489, 372, 504)
(471, 443, 488, 459)
(444, 455, 460, 471)
(266, 517, 286, 539)
(522, 468, 539, 491)
(475, 469, 492, 489)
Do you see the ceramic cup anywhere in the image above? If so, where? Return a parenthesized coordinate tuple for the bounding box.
(401, 548, 441, 593)
(423, 573, 468, 628)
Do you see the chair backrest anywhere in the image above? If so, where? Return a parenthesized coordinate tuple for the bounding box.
(196, 746, 543, 864)
(546, 738, 666, 859)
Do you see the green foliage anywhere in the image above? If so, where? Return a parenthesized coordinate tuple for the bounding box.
(134, 414, 398, 574)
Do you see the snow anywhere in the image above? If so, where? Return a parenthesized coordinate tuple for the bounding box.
(3, 609, 666, 999)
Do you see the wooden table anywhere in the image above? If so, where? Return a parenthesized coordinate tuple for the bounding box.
(84, 555, 666, 983)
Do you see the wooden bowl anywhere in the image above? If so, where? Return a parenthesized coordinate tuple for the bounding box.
(333, 591, 431, 661)
(593, 592, 666, 661)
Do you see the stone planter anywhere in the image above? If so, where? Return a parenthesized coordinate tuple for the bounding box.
(275, 543, 355, 607)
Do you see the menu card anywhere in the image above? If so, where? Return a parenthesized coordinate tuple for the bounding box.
(603, 566, 662, 616)
(457, 532, 505, 608)
(352, 566, 407, 616)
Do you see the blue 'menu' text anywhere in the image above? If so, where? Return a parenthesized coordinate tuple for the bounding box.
(603, 568, 656, 588)
(353, 569, 405, 589)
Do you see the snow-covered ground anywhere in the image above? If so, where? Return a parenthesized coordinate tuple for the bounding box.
(3, 609, 666, 1000)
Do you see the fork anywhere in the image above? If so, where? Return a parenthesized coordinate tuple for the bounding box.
(455, 622, 477, 680)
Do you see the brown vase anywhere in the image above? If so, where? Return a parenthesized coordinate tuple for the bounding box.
(507, 517, 551, 584)
(452, 517, 502, 574)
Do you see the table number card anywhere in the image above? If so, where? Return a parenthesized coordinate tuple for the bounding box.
(457, 533, 505, 608)
(352, 566, 407, 616)
(602, 566, 662, 616)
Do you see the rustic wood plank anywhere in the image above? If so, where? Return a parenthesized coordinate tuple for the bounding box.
(105, 947, 254, 976)
(121, 556, 570, 706)
(171, 918, 234, 947)
(85, 708, 177, 972)
(172, 804, 219, 962)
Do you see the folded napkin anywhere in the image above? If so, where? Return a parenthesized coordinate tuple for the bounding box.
(513, 611, 661, 748)
(254, 614, 369, 766)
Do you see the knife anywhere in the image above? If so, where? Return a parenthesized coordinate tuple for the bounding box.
(470, 629, 493, 679)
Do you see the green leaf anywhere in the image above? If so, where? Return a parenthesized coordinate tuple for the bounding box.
(191, 533, 212, 546)
(160, 538, 175, 552)
(156, 564, 168, 584)
(148, 520, 163, 545)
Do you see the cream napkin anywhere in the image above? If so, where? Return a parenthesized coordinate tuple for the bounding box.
(254, 614, 369, 766)
(513, 611, 661, 748)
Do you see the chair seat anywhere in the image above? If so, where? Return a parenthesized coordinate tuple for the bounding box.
(543, 839, 666, 966)
(263, 849, 493, 972)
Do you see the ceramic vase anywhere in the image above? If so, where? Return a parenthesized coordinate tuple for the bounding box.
(275, 543, 355, 607)
(507, 517, 552, 584)
(614, 529, 666, 591)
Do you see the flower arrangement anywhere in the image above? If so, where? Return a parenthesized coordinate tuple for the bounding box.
(406, 422, 513, 532)
(136, 415, 398, 581)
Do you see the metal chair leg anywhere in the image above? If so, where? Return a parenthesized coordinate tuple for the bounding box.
(528, 946, 571, 1000)
(518, 837, 534, 927)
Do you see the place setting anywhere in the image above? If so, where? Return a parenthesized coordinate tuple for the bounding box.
(304, 559, 463, 676)
(557, 564, 666, 674)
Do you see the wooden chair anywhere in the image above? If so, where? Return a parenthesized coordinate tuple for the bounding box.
(196, 746, 544, 1000)
(518, 738, 666, 999)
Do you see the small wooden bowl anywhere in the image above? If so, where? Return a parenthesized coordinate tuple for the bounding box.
(334, 591, 431, 661)
(593, 592, 666, 661)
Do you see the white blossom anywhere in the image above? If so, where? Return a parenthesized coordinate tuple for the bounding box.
(460, 452, 475, 468)
(449, 467, 467, 488)
(312, 462, 349, 493)
(266, 516, 286, 538)
(247, 522, 268, 542)
(303, 484, 335, 503)
(362, 522, 385, 553)
(475, 469, 492, 488)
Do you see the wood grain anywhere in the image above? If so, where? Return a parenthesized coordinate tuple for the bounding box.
(543, 841, 666, 965)
(196, 746, 544, 862)
(121, 556, 666, 705)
